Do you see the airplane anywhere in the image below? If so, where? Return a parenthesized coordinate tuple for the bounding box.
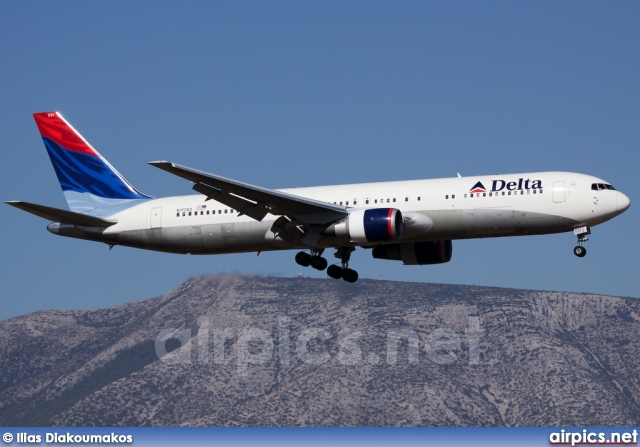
(6, 112, 631, 283)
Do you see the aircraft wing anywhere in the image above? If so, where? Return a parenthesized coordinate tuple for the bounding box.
(6, 201, 117, 227)
(148, 161, 348, 225)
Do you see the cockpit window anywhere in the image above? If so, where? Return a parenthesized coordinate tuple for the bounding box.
(592, 183, 617, 191)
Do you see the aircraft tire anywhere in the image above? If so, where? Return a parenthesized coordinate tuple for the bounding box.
(295, 251, 312, 267)
(342, 268, 359, 283)
(573, 246, 587, 257)
(311, 256, 328, 271)
(327, 264, 343, 279)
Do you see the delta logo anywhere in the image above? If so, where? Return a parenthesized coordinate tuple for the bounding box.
(469, 181, 487, 194)
(469, 178, 543, 193)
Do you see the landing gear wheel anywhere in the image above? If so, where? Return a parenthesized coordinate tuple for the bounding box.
(342, 268, 359, 283)
(295, 251, 312, 267)
(311, 256, 328, 271)
(327, 264, 343, 279)
(332, 247, 358, 283)
(573, 246, 587, 257)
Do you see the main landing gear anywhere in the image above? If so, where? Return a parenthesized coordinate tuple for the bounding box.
(294, 247, 359, 283)
(573, 226, 590, 258)
(327, 247, 359, 283)
(295, 249, 328, 270)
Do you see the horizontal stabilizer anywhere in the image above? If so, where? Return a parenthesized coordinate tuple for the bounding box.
(5, 201, 117, 227)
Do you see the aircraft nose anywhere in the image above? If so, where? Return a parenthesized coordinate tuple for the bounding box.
(617, 192, 631, 212)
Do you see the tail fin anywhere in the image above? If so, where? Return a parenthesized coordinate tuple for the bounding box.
(33, 112, 151, 213)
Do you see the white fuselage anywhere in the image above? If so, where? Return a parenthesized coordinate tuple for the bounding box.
(48, 171, 629, 255)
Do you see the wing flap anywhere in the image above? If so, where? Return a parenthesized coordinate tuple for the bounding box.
(6, 201, 117, 227)
(149, 161, 348, 224)
(192, 183, 270, 221)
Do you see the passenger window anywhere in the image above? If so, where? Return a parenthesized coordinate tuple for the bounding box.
(483, 193, 486, 197)
(366, 199, 370, 204)
(452, 194, 455, 199)
(346, 201, 349, 206)
(392, 198, 396, 202)
(417, 196, 421, 201)
(405, 197, 408, 202)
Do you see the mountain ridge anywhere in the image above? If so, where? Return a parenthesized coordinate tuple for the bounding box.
(1, 275, 638, 426)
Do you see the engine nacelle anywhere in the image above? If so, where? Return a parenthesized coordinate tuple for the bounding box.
(331, 208, 403, 243)
(372, 240, 453, 265)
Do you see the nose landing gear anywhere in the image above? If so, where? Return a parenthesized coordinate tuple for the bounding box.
(573, 226, 590, 258)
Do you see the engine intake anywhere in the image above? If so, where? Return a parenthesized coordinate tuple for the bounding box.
(372, 240, 453, 265)
(330, 208, 403, 243)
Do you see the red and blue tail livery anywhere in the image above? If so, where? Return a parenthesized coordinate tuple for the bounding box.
(33, 112, 151, 213)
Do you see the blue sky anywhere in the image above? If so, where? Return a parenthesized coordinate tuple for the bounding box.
(1, 1, 638, 320)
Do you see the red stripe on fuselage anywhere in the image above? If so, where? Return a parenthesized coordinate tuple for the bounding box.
(33, 112, 99, 157)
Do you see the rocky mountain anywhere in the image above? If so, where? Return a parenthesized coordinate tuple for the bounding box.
(1, 275, 639, 426)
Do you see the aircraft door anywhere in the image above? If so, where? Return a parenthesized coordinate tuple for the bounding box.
(150, 207, 162, 228)
(552, 182, 566, 203)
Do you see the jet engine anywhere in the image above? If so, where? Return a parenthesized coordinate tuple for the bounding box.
(328, 208, 403, 243)
(372, 240, 453, 265)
